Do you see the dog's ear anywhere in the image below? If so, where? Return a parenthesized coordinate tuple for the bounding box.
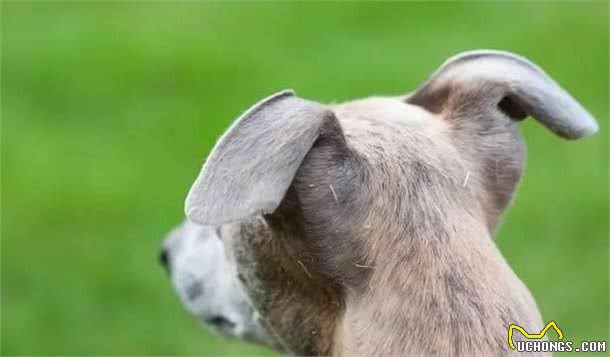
(407, 50, 598, 231)
(407, 50, 598, 139)
(185, 90, 341, 226)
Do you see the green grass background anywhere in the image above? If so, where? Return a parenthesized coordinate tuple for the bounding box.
(1, 1, 608, 355)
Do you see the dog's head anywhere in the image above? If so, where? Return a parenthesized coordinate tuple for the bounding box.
(166, 51, 597, 355)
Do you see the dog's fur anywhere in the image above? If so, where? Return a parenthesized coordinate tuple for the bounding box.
(163, 50, 597, 356)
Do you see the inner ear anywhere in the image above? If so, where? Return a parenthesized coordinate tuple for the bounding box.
(498, 96, 527, 121)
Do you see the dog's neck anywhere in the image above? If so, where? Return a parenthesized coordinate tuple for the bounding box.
(336, 204, 509, 356)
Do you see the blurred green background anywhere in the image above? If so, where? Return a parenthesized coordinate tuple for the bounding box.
(2, 1, 608, 355)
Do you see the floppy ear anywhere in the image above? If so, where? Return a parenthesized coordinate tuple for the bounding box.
(185, 90, 340, 226)
(407, 50, 598, 139)
(408, 50, 598, 231)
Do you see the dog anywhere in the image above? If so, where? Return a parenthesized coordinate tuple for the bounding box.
(161, 50, 597, 356)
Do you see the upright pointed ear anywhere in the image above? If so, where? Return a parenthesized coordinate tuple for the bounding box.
(406, 50, 598, 139)
(185, 90, 341, 226)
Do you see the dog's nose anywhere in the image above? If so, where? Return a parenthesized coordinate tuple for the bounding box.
(205, 315, 235, 329)
(159, 248, 170, 274)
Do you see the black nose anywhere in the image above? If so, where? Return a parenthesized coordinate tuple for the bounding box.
(205, 315, 235, 329)
(159, 248, 170, 274)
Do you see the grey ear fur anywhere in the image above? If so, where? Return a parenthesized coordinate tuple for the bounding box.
(407, 50, 598, 139)
(185, 90, 339, 226)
